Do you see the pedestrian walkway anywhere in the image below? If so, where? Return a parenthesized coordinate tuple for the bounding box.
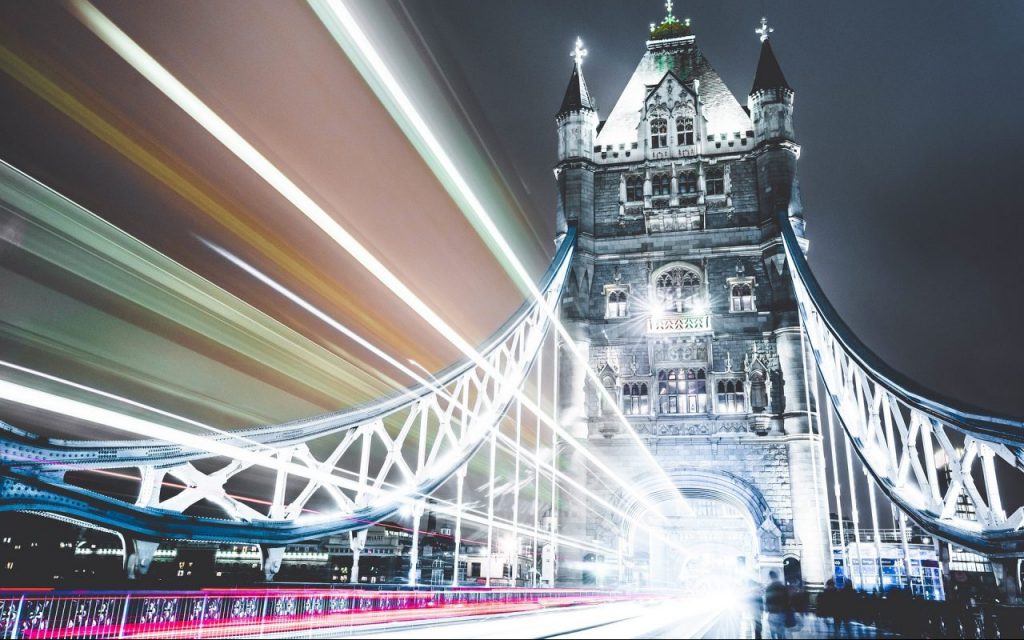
(707, 613, 898, 639)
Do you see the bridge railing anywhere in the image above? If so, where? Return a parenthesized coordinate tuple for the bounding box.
(0, 586, 640, 639)
(779, 211, 1024, 555)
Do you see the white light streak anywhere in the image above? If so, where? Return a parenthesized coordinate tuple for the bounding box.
(308, 0, 689, 515)
(68, 0, 663, 517)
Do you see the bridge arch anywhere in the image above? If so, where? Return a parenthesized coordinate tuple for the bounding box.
(615, 467, 784, 587)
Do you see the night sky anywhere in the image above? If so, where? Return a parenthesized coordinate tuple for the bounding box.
(406, 0, 1024, 417)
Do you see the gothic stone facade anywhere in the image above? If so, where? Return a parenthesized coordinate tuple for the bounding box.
(553, 26, 832, 587)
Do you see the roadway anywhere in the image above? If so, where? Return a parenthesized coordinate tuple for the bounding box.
(259, 597, 738, 639)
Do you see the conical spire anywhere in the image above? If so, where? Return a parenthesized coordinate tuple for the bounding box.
(750, 21, 791, 95)
(557, 38, 596, 117)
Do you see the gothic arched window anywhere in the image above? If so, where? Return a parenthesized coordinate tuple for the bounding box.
(652, 173, 671, 196)
(606, 290, 628, 318)
(654, 266, 704, 313)
(658, 368, 707, 414)
(680, 171, 698, 194)
(717, 379, 746, 414)
(626, 176, 644, 201)
(730, 283, 754, 312)
(650, 118, 668, 149)
(676, 116, 694, 146)
(706, 166, 725, 196)
(622, 383, 649, 415)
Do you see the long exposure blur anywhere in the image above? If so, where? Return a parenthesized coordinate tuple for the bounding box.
(0, 1, 1021, 638)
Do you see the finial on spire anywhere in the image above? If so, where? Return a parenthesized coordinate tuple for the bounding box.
(571, 37, 588, 68)
(756, 17, 774, 42)
(665, 0, 674, 17)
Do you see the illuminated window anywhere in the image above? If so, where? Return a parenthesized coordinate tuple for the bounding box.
(658, 368, 707, 414)
(730, 283, 754, 311)
(606, 290, 628, 318)
(717, 379, 746, 413)
(652, 173, 670, 196)
(676, 116, 694, 146)
(680, 171, 698, 194)
(654, 266, 703, 313)
(626, 176, 644, 201)
(650, 118, 668, 149)
(706, 167, 725, 195)
(622, 383, 649, 415)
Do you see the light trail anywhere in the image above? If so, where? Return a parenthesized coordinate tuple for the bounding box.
(309, 0, 690, 516)
(0, 42, 425, 374)
(0, 589, 670, 639)
(0, 358, 222, 436)
(66, 0, 664, 518)
(0, 160, 393, 407)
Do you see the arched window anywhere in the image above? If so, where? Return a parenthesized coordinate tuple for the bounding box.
(606, 290, 628, 318)
(676, 116, 694, 146)
(654, 266, 704, 313)
(730, 283, 754, 312)
(622, 383, 649, 415)
(679, 171, 698, 194)
(706, 166, 725, 195)
(626, 176, 644, 201)
(652, 173, 671, 196)
(650, 118, 668, 149)
(717, 379, 746, 414)
(658, 368, 707, 414)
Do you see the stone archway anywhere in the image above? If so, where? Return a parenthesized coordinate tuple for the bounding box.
(617, 467, 784, 588)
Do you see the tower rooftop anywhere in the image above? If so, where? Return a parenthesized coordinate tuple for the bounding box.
(557, 62, 595, 116)
(750, 38, 791, 95)
(557, 37, 596, 118)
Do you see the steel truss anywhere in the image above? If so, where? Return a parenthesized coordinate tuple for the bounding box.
(0, 229, 575, 573)
(780, 212, 1024, 556)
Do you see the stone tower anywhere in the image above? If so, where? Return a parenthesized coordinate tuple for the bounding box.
(553, 11, 832, 591)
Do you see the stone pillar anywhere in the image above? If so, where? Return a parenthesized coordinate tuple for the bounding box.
(556, 321, 590, 586)
(126, 539, 159, 579)
(349, 529, 367, 584)
(407, 502, 425, 586)
(262, 546, 284, 582)
(778, 328, 832, 591)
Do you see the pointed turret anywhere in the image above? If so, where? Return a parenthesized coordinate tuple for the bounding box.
(750, 38, 791, 95)
(557, 60, 596, 118)
(748, 18, 795, 145)
(555, 37, 599, 238)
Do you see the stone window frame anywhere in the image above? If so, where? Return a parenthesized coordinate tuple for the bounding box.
(679, 170, 699, 194)
(625, 175, 644, 202)
(726, 276, 757, 313)
(650, 261, 707, 315)
(602, 283, 630, 319)
(650, 117, 668, 149)
(705, 166, 726, 196)
(651, 173, 671, 196)
(675, 115, 695, 146)
(714, 376, 748, 414)
(657, 367, 709, 415)
(621, 381, 650, 416)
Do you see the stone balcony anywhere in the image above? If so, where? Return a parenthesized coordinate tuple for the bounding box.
(648, 312, 710, 334)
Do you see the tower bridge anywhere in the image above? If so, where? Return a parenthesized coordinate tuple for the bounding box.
(0, 1, 1021, 638)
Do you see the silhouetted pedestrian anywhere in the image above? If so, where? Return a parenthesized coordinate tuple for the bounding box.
(765, 570, 789, 639)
